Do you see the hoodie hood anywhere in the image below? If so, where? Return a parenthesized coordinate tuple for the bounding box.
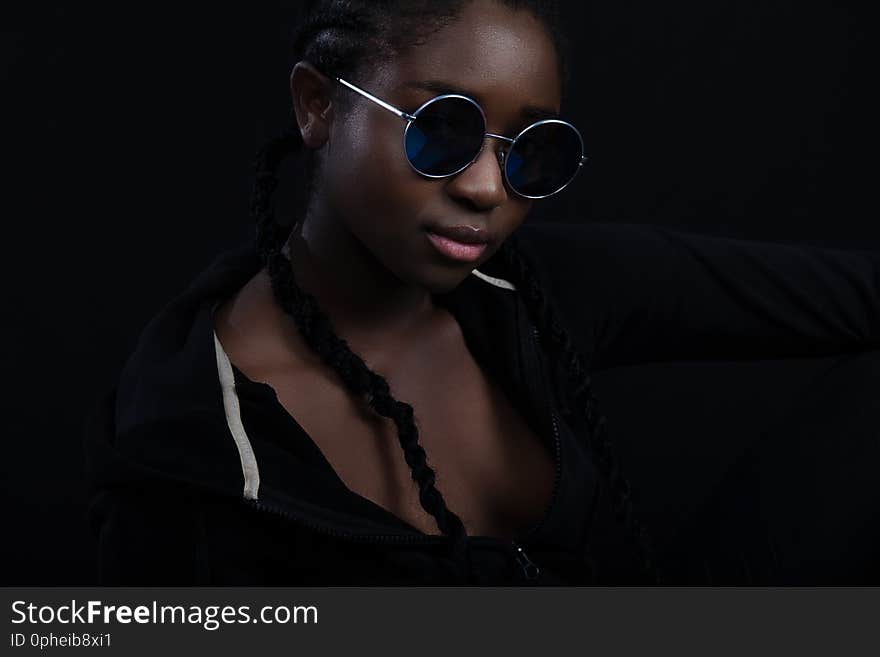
(84, 242, 266, 504)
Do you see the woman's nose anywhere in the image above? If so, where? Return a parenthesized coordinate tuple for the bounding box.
(444, 137, 509, 212)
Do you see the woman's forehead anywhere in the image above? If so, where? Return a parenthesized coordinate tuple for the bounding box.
(379, 2, 561, 116)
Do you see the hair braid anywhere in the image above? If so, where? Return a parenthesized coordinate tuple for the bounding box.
(250, 127, 470, 568)
(499, 233, 662, 584)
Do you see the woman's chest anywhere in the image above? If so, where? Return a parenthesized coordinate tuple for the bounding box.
(267, 338, 557, 541)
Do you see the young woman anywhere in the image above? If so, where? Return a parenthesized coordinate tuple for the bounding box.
(84, 0, 880, 585)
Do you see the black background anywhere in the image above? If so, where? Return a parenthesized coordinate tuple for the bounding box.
(2, 2, 876, 584)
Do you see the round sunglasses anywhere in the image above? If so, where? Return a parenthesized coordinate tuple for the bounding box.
(334, 77, 588, 199)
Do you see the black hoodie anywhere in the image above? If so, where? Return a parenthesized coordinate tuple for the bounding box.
(83, 221, 880, 585)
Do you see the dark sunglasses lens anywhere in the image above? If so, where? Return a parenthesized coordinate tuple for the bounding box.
(506, 122, 583, 197)
(405, 97, 485, 176)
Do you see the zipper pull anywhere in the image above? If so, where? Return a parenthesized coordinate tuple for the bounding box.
(512, 542, 541, 581)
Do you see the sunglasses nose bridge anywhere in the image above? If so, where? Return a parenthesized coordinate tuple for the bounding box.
(482, 132, 513, 169)
(485, 132, 514, 154)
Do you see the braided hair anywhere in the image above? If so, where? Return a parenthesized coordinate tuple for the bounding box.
(252, 0, 660, 583)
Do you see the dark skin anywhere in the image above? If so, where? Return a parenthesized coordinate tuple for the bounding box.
(214, 0, 561, 539)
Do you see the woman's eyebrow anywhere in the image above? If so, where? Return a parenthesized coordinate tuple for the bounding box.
(401, 79, 560, 122)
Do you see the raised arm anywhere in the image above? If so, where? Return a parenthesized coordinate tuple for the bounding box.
(515, 221, 880, 370)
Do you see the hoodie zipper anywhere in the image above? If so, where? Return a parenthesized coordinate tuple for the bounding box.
(508, 413, 561, 582)
(505, 324, 564, 581)
(249, 490, 551, 583)
(512, 542, 541, 580)
(246, 497, 449, 546)
(248, 496, 546, 583)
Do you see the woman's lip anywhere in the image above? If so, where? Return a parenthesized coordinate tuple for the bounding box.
(425, 230, 488, 262)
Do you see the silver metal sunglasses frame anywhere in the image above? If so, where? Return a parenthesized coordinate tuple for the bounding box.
(335, 76, 588, 199)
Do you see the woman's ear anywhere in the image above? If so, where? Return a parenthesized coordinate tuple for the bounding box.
(290, 61, 333, 149)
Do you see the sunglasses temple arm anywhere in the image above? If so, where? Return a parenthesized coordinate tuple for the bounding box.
(335, 77, 417, 122)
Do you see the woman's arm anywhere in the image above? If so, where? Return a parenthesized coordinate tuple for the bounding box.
(516, 221, 880, 370)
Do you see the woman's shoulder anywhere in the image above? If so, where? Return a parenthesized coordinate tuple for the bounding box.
(515, 219, 662, 251)
(511, 219, 661, 285)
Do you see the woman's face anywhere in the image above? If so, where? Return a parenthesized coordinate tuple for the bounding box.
(305, 0, 562, 294)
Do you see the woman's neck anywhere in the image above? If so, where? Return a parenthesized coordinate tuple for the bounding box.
(284, 214, 439, 345)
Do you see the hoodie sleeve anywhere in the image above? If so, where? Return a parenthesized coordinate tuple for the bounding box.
(90, 487, 209, 585)
(83, 386, 210, 585)
(516, 221, 880, 370)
